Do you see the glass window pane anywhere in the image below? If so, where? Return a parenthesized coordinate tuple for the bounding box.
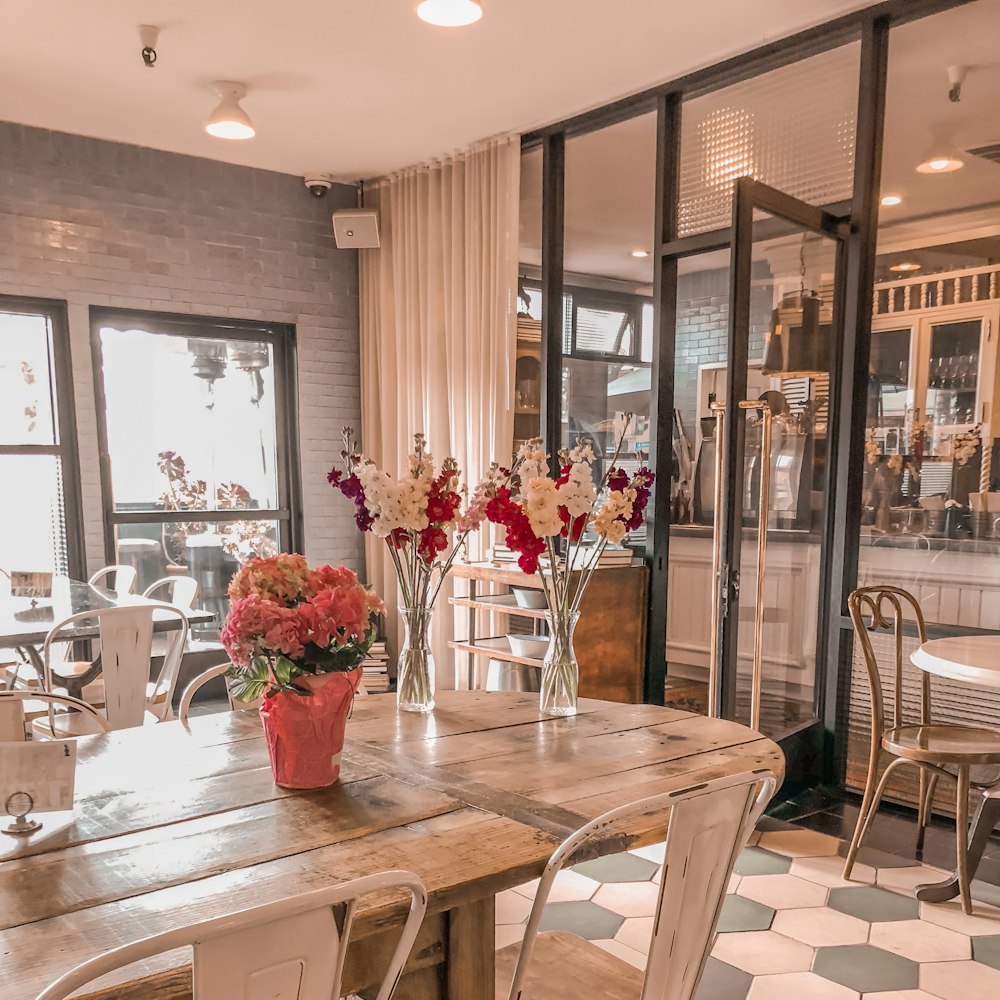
(0, 455, 69, 575)
(99, 327, 280, 513)
(679, 43, 860, 236)
(114, 518, 280, 636)
(0, 309, 57, 445)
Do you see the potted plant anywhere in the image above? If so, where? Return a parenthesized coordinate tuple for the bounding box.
(481, 418, 654, 716)
(222, 553, 384, 789)
(328, 429, 488, 713)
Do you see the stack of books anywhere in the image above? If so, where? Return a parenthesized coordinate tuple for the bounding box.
(361, 640, 392, 694)
(517, 317, 542, 343)
(566, 545, 638, 570)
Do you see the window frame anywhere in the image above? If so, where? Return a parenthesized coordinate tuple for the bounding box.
(0, 294, 86, 579)
(89, 307, 303, 568)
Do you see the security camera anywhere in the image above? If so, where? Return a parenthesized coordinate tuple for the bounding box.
(303, 172, 333, 198)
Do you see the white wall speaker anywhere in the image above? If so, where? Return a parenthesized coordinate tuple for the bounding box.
(332, 208, 380, 249)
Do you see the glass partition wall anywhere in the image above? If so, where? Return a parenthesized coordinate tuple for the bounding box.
(522, 0, 974, 792)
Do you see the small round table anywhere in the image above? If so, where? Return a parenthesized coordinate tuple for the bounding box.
(910, 635, 1000, 903)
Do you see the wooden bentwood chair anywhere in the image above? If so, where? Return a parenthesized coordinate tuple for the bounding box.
(843, 585, 1000, 914)
(33, 871, 427, 1000)
(497, 768, 777, 1000)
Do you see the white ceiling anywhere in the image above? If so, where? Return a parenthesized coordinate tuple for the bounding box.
(519, 0, 1000, 286)
(0, 0, 877, 181)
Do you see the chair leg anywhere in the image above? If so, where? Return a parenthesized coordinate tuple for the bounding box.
(916, 769, 940, 853)
(955, 765, 973, 915)
(845, 756, 905, 880)
(844, 749, 883, 880)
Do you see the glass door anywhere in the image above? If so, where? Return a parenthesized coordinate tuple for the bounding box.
(713, 179, 848, 777)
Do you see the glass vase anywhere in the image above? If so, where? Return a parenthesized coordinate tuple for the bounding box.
(541, 609, 580, 717)
(397, 605, 436, 713)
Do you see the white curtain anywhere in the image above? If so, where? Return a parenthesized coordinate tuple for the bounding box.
(359, 134, 520, 687)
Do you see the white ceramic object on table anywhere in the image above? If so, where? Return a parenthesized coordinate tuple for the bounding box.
(506, 633, 548, 659)
(512, 587, 547, 610)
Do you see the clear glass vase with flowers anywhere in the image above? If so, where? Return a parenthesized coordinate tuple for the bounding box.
(328, 428, 488, 713)
(481, 417, 654, 716)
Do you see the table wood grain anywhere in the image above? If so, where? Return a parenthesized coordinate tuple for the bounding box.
(1, 691, 783, 1000)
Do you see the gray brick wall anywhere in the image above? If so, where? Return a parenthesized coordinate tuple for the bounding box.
(0, 121, 363, 575)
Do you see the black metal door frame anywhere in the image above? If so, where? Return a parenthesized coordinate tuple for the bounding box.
(716, 178, 849, 783)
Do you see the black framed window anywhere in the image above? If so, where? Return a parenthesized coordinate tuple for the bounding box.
(91, 308, 301, 632)
(0, 296, 84, 581)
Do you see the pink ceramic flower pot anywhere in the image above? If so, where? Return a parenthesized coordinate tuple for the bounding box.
(259, 667, 362, 789)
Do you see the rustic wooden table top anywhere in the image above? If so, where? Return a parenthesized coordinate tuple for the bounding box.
(0, 691, 783, 1000)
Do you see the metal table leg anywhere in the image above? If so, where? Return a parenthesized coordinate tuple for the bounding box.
(915, 787, 1000, 903)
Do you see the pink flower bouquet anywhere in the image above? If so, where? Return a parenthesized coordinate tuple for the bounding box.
(222, 553, 384, 702)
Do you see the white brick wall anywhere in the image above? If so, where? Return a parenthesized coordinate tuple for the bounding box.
(0, 122, 363, 574)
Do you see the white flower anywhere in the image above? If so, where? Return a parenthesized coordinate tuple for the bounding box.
(558, 460, 597, 519)
(604, 520, 627, 545)
(523, 476, 563, 537)
(517, 441, 550, 481)
(568, 440, 596, 464)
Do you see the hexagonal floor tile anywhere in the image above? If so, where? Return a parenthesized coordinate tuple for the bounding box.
(875, 865, 948, 897)
(495, 923, 525, 949)
(538, 900, 624, 940)
(757, 829, 842, 858)
(771, 905, 869, 947)
(496, 889, 532, 924)
(630, 841, 665, 864)
(973, 934, 1000, 971)
(738, 873, 828, 910)
(791, 855, 876, 889)
(813, 944, 919, 994)
(614, 915, 654, 952)
(717, 894, 775, 933)
(861, 992, 942, 1000)
(573, 851, 659, 883)
(710, 930, 813, 976)
(735, 847, 793, 877)
(695, 957, 753, 1000)
(512, 869, 599, 903)
(592, 936, 645, 970)
(920, 959, 1000, 1000)
(827, 886, 919, 923)
(869, 917, 971, 962)
(747, 971, 858, 1000)
(591, 879, 660, 918)
(918, 899, 1000, 936)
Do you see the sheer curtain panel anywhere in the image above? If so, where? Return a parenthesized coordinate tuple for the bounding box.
(359, 135, 520, 686)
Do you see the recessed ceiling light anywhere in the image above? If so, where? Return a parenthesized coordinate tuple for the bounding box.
(630, 249, 650, 258)
(916, 152, 963, 174)
(205, 81, 255, 140)
(416, 0, 483, 26)
(890, 262, 921, 273)
(880, 194, 903, 207)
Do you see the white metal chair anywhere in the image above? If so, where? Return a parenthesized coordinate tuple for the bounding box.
(497, 768, 777, 1000)
(87, 564, 138, 594)
(143, 575, 200, 610)
(33, 870, 428, 1000)
(179, 663, 258, 725)
(35, 604, 189, 737)
(0, 690, 112, 740)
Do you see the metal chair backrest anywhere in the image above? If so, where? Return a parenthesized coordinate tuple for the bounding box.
(0, 690, 112, 739)
(143, 575, 200, 611)
(848, 585, 930, 735)
(179, 663, 260, 726)
(87, 565, 138, 594)
(506, 768, 777, 1000)
(43, 604, 188, 729)
(33, 870, 427, 1000)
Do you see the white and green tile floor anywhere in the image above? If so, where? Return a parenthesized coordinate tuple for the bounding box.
(495, 823, 1000, 999)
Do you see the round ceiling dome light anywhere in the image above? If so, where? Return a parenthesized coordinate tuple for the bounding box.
(630, 249, 650, 258)
(880, 194, 903, 207)
(416, 0, 483, 27)
(916, 151, 963, 174)
(890, 261, 922, 273)
(205, 82, 255, 140)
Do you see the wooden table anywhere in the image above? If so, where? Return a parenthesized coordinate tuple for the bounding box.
(912, 636, 1000, 904)
(0, 691, 782, 1000)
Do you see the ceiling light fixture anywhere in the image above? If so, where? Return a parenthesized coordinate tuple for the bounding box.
(205, 81, 255, 140)
(916, 149, 963, 173)
(880, 194, 903, 207)
(416, 0, 483, 27)
(890, 262, 921, 273)
(630, 249, 650, 258)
